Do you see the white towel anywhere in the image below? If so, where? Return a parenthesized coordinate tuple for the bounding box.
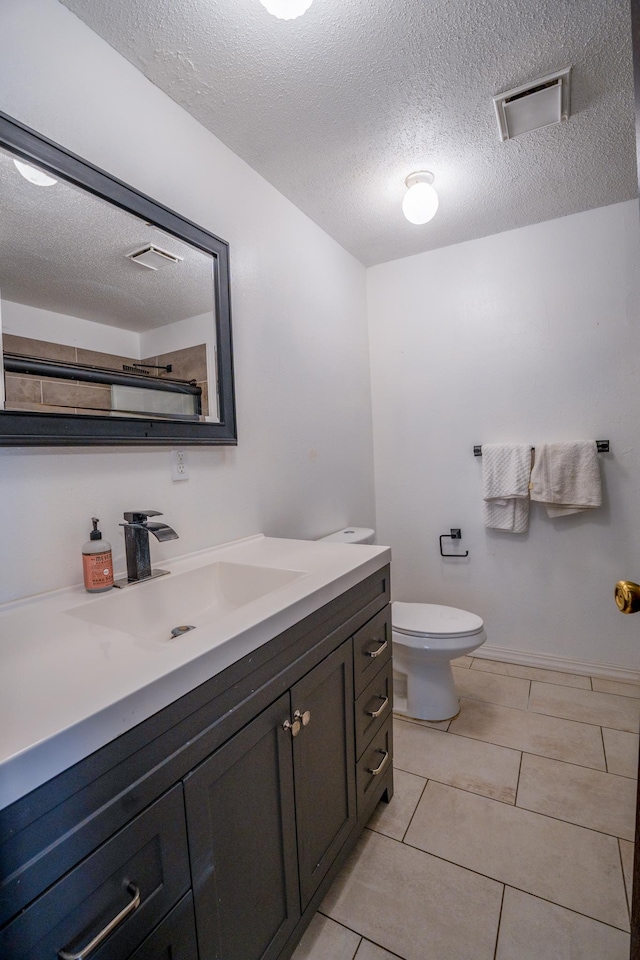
(530, 441, 602, 517)
(482, 443, 532, 533)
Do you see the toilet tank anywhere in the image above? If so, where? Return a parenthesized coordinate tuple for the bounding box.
(319, 527, 375, 544)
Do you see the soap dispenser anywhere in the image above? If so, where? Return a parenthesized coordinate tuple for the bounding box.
(82, 518, 114, 593)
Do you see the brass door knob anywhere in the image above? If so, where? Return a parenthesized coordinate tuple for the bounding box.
(614, 581, 640, 614)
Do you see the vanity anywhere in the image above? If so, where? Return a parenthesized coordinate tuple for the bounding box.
(0, 536, 393, 960)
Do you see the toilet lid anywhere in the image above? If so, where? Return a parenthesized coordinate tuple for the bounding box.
(392, 602, 484, 639)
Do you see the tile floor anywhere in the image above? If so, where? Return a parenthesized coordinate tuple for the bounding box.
(291, 656, 640, 960)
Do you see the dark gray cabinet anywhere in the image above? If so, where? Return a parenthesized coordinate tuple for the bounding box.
(185, 640, 357, 960)
(0, 565, 392, 960)
(292, 641, 356, 907)
(185, 694, 300, 960)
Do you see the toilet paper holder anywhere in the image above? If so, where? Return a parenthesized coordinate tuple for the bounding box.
(439, 529, 469, 558)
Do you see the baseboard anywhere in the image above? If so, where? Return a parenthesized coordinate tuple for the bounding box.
(473, 644, 640, 684)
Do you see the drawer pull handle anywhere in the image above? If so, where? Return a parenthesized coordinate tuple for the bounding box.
(365, 638, 388, 659)
(367, 749, 390, 776)
(366, 695, 389, 719)
(58, 882, 140, 960)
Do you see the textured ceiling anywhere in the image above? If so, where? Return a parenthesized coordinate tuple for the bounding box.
(60, 0, 637, 266)
(0, 147, 214, 331)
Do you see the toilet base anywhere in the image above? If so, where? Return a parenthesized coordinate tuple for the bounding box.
(393, 701, 461, 723)
(393, 661, 461, 722)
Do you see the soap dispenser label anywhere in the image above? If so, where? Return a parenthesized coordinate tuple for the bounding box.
(83, 551, 114, 590)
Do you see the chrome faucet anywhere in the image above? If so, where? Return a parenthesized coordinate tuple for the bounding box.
(114, 510, 179, 587)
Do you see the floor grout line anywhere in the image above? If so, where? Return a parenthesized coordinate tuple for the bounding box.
(492, 885, 506, 960)
(618, 837, 633, 922)
(600, 724, 609, 774)
(514, 749, 524, 806)
(399, 777, 430, 842)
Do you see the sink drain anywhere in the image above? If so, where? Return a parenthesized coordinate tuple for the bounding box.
(170, 625, 196, 639)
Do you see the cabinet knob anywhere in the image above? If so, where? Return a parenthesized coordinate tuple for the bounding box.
(615, 581, 640, 614)
(293, 709, 311, 727)
(283, 718, 302, 737)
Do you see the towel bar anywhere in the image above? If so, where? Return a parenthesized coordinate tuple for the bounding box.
(473, 441, 609, 456)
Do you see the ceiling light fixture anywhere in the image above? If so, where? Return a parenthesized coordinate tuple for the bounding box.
(402, 171, 438, 225)
(259, 0, 313, 19)
(13, 158, 57, 187)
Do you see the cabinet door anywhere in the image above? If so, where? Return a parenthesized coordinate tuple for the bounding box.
(291, 641, 356, 907)
(184, 694, 300, 960)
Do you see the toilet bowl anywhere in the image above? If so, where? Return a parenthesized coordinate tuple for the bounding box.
(318, 528, 487, 722)
(392, 601, 486, 721)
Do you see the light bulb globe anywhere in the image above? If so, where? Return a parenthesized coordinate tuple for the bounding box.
(13, 159, 57, 187)
(402, 173, 438, 225)
(259, 0, 313, 19)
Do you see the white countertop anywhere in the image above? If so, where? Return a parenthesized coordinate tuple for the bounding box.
(0, 535, 390, 811)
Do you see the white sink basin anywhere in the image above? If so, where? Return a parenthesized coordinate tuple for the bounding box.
(66, 561, 307, 642)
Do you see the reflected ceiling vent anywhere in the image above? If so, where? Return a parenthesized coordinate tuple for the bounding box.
(126, 244, 184, 270)
(493, 67, 571, 141)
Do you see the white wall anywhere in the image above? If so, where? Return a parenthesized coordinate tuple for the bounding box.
(368, 201, 640, 672)
(0, 0, 375, 603)
(3, 300, 141, 356)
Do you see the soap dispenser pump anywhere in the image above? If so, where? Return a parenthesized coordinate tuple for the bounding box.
(82, 518, 114, 593)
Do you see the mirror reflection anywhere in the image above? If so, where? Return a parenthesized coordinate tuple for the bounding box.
(0, 146, 219, 422)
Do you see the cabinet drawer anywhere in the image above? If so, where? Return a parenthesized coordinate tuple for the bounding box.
(356, 718, 393, 814)
(353, 607, 392, 696)
(0, 784, 189, 960)
(130, 892, 198, 960)
(354, 660, 393, 759)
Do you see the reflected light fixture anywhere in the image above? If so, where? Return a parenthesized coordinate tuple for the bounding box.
(13, 158, 57, 187)
(402, 171, 438, 224)
(259, 0, 313, 18)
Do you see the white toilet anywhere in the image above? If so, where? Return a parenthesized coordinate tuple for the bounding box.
(319, 527, 487, 721)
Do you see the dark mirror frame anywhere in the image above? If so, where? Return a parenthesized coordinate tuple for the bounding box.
(0, 110, 237, 446)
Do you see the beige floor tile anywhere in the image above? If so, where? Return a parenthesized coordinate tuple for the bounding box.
(394, 717, 521, 803)
(472, 657, 591, 689)
(355, 940, 404, 960)
(367, 768, 426, 841)
(393, 713, 450, 731)
(529, 682, 640, 733)
(516, 753, 636, 840)
(291, 913, 361, 960)
(603, 728, 639, 779)
(321, 830, 503, 960)
(449, 698, 606, 770)
(404, 781, 628, 930)
(451, 666, 530, 709)
(620, 839, 634, 908)
(593, 677, 640, 699)
(496, 887, 630, 960)
(451, 655, 472, 669)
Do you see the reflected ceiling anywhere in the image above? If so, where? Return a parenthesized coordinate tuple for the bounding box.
(0, 147, 213, 330)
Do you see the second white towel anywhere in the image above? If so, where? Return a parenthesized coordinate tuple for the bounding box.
(482, 443, 532, 533)
(530, 441, 602, 517)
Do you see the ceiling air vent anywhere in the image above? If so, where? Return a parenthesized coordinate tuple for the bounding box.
(126, 244, 184, 271)
(493, 67, 571, 141)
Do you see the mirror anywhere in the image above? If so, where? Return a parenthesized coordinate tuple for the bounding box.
(0, 110, 236, 445)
